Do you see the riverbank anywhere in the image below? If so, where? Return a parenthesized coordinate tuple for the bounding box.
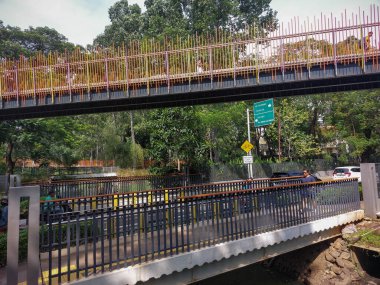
(270, 219, 380, 285)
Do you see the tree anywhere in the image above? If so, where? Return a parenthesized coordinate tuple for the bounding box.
(91, 0, 279, 174)
(143, 0, 188, 39)
(325, 90, 380, 163)
(0, 21, 75, 58)
(146, 107, 206, 172)
(265, 98, 321, 160)
(197, 103, 247, 164)
(94, 1, 143, 47)
(236, 0, 278, 30)
(0, 22, 78, 178)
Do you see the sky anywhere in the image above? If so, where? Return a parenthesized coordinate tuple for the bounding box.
(0, 0, 377, 47)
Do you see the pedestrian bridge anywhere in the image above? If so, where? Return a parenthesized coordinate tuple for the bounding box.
(5, 177, 363, 284)
(73, 211, 363, 285)
(0, 6, 379, 120)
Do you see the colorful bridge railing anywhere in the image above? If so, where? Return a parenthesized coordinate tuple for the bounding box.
(0, 6, 379, 104)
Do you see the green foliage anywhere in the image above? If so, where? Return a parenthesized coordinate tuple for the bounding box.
(94, 1, 143, 46)
(20, 199, 29, 218)
(2, 0, 379, 177)
(0, 23, 83, 174)
(198, 102, 248, 164)
(356, 229, 380, 248)
(52, 0, 380, 171)
(94, 0, 278, 46)
(129, 143, 145, 169)
(0, 233, 5, 266)
(147, 107, 206, 169)
(0, 229, 28, 267)
(74, 113, 147, 169)
(143, 0, 188, 38)
(0, 21, 75, 59)
(76, 1, 278, 174)
(325, 90, 380, 163)
(39, 220, 98, 252)
(0, 162, 5, 174)
(265, 98, 321, 160)
(0, 117, 90, 174)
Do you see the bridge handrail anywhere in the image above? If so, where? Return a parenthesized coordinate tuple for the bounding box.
(1, 5, 379, 102)
(37, 176, 303, 219)
(2, 22, 379, 71)
(38, 175, 301, 200)
(40, 178, 360, 282)
(179, 178, 357, 199)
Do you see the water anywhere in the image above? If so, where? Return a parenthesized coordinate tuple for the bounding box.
(191, 262, 302, 285)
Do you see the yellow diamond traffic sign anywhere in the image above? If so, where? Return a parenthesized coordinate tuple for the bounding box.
(241, 140, 254, 153)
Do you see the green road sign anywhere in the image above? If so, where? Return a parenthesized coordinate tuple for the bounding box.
(253, 99, 274, 127)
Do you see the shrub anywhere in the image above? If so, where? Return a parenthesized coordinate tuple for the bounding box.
(0, 229, 28, 267)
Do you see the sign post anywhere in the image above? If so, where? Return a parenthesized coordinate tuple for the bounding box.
(241, 140, 254, 154)
(243, 107, 255, 178)
(243, 156, 253, 164)
(253, 98, 274, 127)
(241, 139, 254, 178)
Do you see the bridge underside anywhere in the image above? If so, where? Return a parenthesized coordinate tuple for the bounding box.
(1, 62, 379, 120)
(70, 210, 364, 285)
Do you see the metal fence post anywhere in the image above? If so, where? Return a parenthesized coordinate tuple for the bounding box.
(15, 66, 20, 107)
(7, 186, 40, 285)
(105, 56, 110, 99)
(361, 163, 380, 218)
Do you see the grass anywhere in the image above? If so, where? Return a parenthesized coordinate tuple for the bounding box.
(355, 229, 380, 248)
(117, 168, 149, 177)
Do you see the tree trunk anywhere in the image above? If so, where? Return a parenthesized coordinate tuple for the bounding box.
(310, 107, 318, 138)
(5, 142, 15, 175)
(207, 128, 213, 163)
(130, 112, 137, 169)
(5, 142, 15, 194)
(211, 128, 220, 162)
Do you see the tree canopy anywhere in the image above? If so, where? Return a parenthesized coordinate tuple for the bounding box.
(0, 22, 86, 174)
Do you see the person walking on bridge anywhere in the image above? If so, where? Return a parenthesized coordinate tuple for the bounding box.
(360, 31, 373, 51)
(300, 169, 316, 213)
(43, 190, 63, 219)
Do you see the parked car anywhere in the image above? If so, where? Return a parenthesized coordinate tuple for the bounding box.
(332, 166, 361, 183)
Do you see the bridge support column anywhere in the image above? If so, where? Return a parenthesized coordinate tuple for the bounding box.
(6, 186, 40, 285)
(361, 163, 380, 218)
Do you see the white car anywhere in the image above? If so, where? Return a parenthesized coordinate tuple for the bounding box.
(333, 166, 361, 183)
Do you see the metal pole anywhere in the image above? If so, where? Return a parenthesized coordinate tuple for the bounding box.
(278, 110, 282, 161)
(246, 108, 253, 178)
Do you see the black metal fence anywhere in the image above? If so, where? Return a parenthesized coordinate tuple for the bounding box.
(40, 178, 359, 284)
(39, 176, 303, 216)
(39, 174, 207, 198)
